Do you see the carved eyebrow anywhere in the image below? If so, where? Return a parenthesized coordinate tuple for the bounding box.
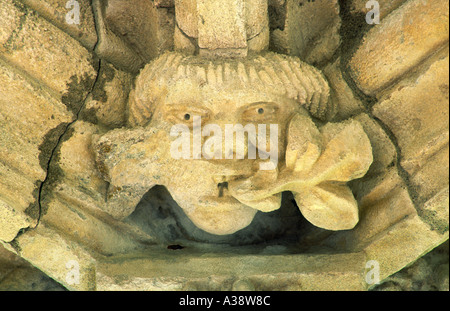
(240, 102, 279, 112)
(164, 105, 211, 115)
(246, 101, 278, 107)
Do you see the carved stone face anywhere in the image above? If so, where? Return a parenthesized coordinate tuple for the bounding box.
(144, 78, 300, 234)
(94, 51, 373, 236)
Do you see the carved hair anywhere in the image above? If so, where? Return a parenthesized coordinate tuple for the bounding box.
(128, 51, 335, 126)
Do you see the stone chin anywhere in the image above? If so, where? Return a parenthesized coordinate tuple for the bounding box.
(180, 198, 259, 235)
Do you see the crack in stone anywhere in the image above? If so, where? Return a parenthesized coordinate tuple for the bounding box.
(370, 114, 448, 233)
(336, 0, 445, 233)
(29, 0, 105, 230)
(7, 60, 102, 248)
(36, 60, 102, 225)
(175, 21, 200, 55)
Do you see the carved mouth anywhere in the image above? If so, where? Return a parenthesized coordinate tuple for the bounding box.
(214, 174, 248, 198)
(198, 195, 244, 209)
(196, 177, 238, 205)
(213, 174, 246, 183)
(217, 182, 228, 197)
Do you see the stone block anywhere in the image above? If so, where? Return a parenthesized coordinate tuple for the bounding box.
(0, 0, 448, 291)
(322, 58, 365, 120)
(174, 0, 198, 38)
(0, 242, 26, 283)
(197, 0, 247, 55)
(39, 121, 152, 255)
(175, 0, 268, 56)
(349, 0, 407, 21)
(104, 0, 175, 65)
(0, 265, 66, 291)
(0, 60, 73, 242)
(13, 224, 97, 290)
(270, 0, 341, 65)
(20, 0, 98, 50)
(373, 54, 449, 180)
(324, 168, 417, 252)
(245, 0, 269, 41)
(418, 186, 449, 234)
(353, 113, 397, 177)
(348, 0, 449, 95)
(95, 249, 367, 290)
(174, 23, 196, 54)
(410, 146, 449, 207)
(363, 215, 448, 285)
(82, 62, 132, 128)
(91, 0, 144, 73)
(154, 0, 174, 8)
(0, 1, 96, 243)
(0, 0, 97, 100)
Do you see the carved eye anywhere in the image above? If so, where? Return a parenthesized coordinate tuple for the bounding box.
(242, 102, 279, 122)
(165, 106, 210, 128)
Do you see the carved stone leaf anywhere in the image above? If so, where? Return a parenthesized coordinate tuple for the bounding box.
(285, 109, 322, 172)
(230, 116, 373, 231)
(293, 182, 359, 231)
(302, 119, 373, 183)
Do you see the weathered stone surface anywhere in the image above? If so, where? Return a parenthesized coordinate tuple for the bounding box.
(410, 146, 449, 232)
(416, 185, 449, 234)
(154, 0, 175, 8)
(82, 62, 133, 128)
(245, 0, 269, 42)
(12, 224, 97, 290)
(91, 0, 144, 73)
(372, 52, 449, 228)
(0, 0, 97, 99)
(104, 0, 175, 65)
(39, 121, 153, 255)
(0, 242, 24, 279)
(197, 0, 248, 56)
(96, 249, 367, 290)
(348, 0, 449, 95)
(0, 265, 66, 291)
(0, 0, 448, 292)
(1, 242, 66, 291)
(352, 114, 397, 177)
(173, 23, 196, 54)
(94, 51, 369, 235)
(174, 0, 269, 56)
(322, 58, 365, 120)
(270, 0, 341, 65)
(0, 60, 73, 242)
(373, 240, 449, 291)
(20, 0, 98, 50)
(349, 0, 407, 21)
(363, 214, 448, 285)
(325, 168, 417, 251)
(174, 0, 198, 38)
(373, 53, 449, 176)
(0, 0, 96, 243)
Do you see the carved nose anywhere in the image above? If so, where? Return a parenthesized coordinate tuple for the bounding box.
(217, 182, 228, 197)
(198, 121, 251, 160)
(222, 130, 249, 159)
(222, 142, 247, 159)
